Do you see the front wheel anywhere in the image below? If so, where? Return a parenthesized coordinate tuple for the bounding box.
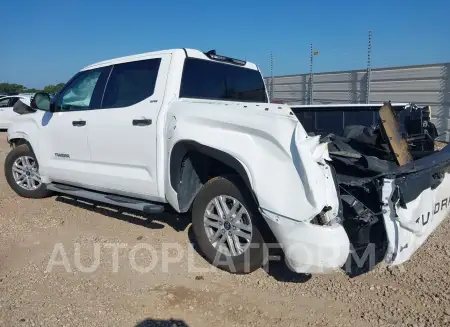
(192, 175, 266, 274)
(4, 144, 52, 198)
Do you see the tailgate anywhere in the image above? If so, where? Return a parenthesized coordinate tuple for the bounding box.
(382, 143, 450, 265)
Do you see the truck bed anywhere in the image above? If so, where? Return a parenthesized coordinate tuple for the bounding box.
(290, 101, 447, 276)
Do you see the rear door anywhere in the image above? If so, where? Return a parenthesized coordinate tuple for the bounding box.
(81, 54, 171, 201)
(382, 146, 450, 265)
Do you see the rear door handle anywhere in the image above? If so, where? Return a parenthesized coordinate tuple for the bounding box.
(72, 120, 86, 127)
(132, 119, 152, 126)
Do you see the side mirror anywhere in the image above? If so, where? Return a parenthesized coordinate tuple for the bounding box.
(31, 92, 51, 111)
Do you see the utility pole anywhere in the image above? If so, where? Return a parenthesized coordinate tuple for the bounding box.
(309, 44, 319, 105)
(270, 52, 274, 102)
(366, 30, 372, 104)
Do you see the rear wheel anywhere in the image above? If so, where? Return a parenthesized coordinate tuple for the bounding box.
(4, 144, 52, 198)
(192, 175, 266, 274)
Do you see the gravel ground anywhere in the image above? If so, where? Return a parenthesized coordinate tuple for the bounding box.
(1, 132, 450, 327)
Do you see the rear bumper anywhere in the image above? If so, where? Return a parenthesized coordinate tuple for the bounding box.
(261, 209, 350, 274)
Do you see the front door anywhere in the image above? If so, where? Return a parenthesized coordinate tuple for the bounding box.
(38, 66, 110, 186)
(82, 54, 171, 201)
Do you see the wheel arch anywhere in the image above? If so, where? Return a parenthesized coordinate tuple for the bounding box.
(169, 140, 257, 213)
(4, 140, 52, 199)
(9, 137, 30, 148)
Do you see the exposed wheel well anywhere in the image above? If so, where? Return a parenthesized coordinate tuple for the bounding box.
(170, 141, 256, 213)
(9, 139, 37, 160)
(9, 138, 29, 147)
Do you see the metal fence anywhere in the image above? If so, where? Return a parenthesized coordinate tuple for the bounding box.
(264, 62, 450, 137)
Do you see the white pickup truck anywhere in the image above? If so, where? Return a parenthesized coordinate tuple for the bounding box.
(5, 48, 450, 276)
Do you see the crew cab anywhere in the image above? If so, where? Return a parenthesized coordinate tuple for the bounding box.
(4, 48, 450, 275)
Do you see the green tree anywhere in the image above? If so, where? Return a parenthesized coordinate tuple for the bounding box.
(0, 82, 66, 95)
(43, 83, 65, 94)
(23, 88, 42, 93)
(0, 83, 26, 93)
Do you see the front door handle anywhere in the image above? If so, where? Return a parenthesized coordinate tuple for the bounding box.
(72, 120, 86, 127)
(132, 119, 152, 126)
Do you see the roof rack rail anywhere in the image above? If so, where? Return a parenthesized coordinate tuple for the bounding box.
(204, 49, 246, 66)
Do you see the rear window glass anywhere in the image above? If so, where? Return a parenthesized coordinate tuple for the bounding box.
(180, 58, 268, 103)
(344, 110, 375, 127)
(315, 111, 344, 135)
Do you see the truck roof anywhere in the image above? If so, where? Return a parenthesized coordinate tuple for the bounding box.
(82, 48, 259, 71)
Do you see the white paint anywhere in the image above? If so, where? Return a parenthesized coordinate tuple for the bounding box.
(7, 48, 446, 274)
(382, 173, 450, 266)
(0, 96, 30, 129)
(261, 209, 350, 273)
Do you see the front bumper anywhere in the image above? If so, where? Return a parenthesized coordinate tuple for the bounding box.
(261, 209, 350, 274)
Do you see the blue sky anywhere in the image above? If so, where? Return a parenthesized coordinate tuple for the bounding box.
(2, 0, 449, 88)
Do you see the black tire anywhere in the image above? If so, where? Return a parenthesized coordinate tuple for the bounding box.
(192, 175, 266, 274)
(4, 144, 52, 199)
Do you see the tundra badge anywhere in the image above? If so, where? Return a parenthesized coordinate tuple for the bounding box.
(55, 153, 70, 158)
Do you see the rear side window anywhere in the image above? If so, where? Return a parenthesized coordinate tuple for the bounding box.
(102, 58, 161, 109)
(9, 97, 20, 106)
(180, 58, 268, 103)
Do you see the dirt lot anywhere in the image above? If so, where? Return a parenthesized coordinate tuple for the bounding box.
(1, 132, 450, 327)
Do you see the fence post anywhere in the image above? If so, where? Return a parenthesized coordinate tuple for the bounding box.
(366, 30, 372, 104)
(309, 44, 313, 105)
(270, 52, 274, 102)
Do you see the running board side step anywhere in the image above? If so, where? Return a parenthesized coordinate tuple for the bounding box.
(46, 183, 165, 214)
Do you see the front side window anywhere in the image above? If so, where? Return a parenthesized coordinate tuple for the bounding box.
(101, 58, 161, 109)
(179, 58, 268, 103)
(58, 69, 104, 111)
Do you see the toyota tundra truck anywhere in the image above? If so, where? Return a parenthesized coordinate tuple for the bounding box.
(5, 48, 450, 275)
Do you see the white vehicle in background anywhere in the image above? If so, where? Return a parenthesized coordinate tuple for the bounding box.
(0, 95, 31, 129)
(3, 48, 450, 276)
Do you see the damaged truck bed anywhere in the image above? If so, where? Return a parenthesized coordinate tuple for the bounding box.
(292, 102, 450, 276)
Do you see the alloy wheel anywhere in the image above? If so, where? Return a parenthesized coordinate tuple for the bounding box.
(203, 195, 253, 257)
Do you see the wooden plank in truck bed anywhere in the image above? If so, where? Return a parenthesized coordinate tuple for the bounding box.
(378, 102, 414, 166)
